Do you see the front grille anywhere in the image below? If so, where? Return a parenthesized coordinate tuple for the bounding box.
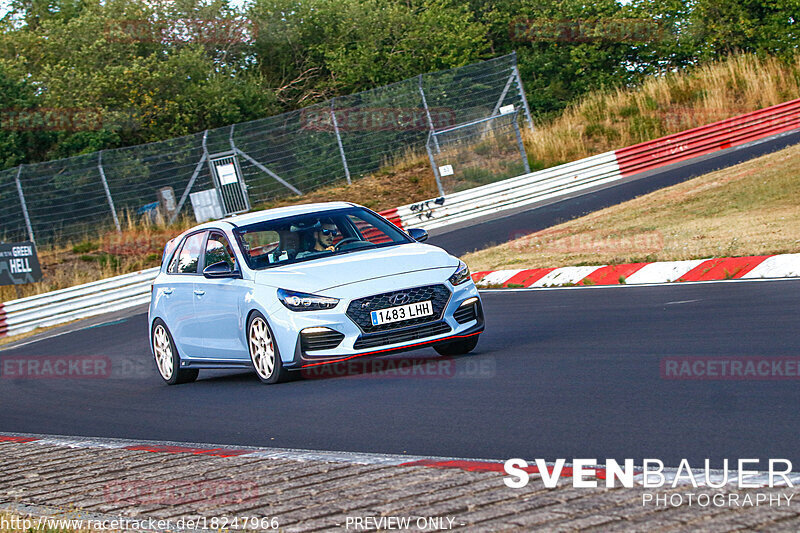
(454, 301, 479, 324)
(301, 329, 345, 352)
(346, 284, 451, 333)
(353, 321, 452, 350)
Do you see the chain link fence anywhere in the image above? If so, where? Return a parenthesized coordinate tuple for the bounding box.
(427, 111, 530, 194)
(0, 52, 531, 244)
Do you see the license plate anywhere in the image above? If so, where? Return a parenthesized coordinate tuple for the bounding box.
(371, 300, 433, 326)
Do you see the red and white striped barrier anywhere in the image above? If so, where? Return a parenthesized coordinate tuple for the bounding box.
(471, 254, 800, 288)
(391, 98, 800, 232)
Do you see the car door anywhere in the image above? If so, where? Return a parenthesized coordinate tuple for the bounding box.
(160, 231, 207, 357)
(193, 231, 251, 360)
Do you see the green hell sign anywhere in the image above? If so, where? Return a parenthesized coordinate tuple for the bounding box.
(0, 242, 42, 285)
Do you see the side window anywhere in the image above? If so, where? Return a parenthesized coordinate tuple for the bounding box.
(167, 242, 181, 273)
(206, 233, 236, 270)
(176, 232, 206, 274)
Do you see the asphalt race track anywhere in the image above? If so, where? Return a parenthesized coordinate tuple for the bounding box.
(429, 130, 800, 256)
(1, 279, 799, 468)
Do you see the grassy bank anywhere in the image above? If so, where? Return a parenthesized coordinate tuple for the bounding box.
(462, 143, 800, 272)
(523, 53, 800, 169)
(5, 52, 800, 301)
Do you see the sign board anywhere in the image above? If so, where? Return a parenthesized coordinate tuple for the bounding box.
(158, 186, 177, 218)
(438, 165, 454, 177)
(216, 163, 238, 185)
(190, 189, 224, 223)
(499, 104, 516, 115)
(0, 242, 42, 285)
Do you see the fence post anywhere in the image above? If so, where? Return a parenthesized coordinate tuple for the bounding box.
(97, 151, 121, 232)
(426, 135, 446, 197)
(172, 130, 209, 223)
(14, 165, 35, 242)
(512, 61, 534, 131)
(418, 74, 440, 153)
(512, 115, 531, 174)
(330, 99, 352, 185)
(492, 70, 516, 117)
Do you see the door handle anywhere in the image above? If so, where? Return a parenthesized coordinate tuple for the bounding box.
(194, 289, 205, 296)
(163, 288, 174, 295)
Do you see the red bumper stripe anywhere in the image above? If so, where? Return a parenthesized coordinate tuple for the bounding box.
(300, 330, 482, 368)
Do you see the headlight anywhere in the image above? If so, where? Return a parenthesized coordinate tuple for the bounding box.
(277, 288, 339, 311)
(448, 260, 471, 286)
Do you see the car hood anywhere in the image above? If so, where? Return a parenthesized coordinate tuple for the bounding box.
(252, 242, 458, 294)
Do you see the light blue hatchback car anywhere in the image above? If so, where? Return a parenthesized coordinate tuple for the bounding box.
(148, 202, 484, 384)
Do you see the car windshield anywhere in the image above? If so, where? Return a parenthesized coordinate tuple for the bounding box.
(233, 207, 413, 270)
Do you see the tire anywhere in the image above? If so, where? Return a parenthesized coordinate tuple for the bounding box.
(434, 335, 480, 356)
(152, 319, 199, 385)
(247, 311, 290, 384)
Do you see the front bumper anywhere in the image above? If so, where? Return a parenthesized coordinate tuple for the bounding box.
(267, 279, 484, 369)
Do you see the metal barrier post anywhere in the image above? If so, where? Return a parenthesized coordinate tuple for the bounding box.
(426, 134, 445, 197)
(172, 130, 209, 223)
(513, 60, 534, 131)
(330, 99, 352, 185)
(491, 72, 516, 117)
(98, 151, 121, 232)
(14, 165, 35, 242)
(512, 117, 531, 174)
(419, 74, 440, 153)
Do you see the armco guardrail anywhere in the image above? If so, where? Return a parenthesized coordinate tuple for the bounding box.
(392, 98, 800, 231)
(2, 99, 800, 339)
(0, 267, 158, 338)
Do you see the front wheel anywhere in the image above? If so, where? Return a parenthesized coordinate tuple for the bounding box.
(152, 319, 199, 385)
(434, 335, 480, 356)
(248, 312, 290, 384)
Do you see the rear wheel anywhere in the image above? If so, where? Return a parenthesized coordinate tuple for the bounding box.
(248, 312, 290, 384)
(152, 320, 199, 385)
(434, 335, 480, 356)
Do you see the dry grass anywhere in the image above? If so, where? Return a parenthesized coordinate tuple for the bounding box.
(462, 143, 800, 272)
(523, 54, 800, 168)
(256, 151, 439, 212)
(0, 213, 196, 302)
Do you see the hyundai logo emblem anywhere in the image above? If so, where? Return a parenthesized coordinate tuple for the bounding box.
(388, 292, 410, 305)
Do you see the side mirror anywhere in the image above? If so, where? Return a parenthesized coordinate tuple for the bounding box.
(408, 228, 428, 242)
(203, 261, 241, 279)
